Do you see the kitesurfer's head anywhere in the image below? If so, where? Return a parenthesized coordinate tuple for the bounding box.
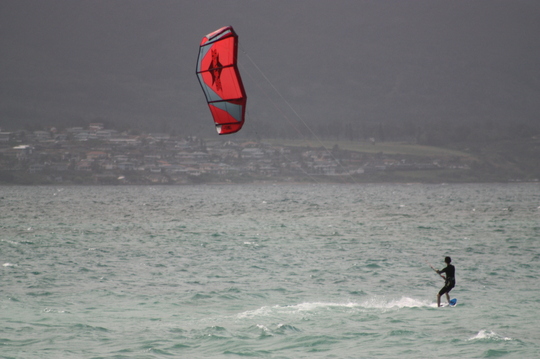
(445, 256, 451, 264)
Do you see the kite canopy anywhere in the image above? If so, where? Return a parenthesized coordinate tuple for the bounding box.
(196, 26, 247, 135)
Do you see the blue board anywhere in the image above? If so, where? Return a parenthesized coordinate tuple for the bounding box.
(449, 298, 457, 306)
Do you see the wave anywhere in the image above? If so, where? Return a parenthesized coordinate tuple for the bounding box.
(236, 296, 433, 319)
(359, 296, 433, 309)
(467, 330, 513, 341)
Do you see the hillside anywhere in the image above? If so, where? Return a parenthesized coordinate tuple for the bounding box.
(1, 130, 538, 185)
(266, 138, 540, 183)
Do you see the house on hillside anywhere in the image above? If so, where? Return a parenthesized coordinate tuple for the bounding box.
(241, 148, 265, 159)
(0, 132, 13, 144)
(117, 162, 135, 171)
(28, 163, 45, 173)
(86, 151, 108, 160)
(33, 131, 51, 142)
(89, 123, 104, 131)
(75, 160, 92, 171)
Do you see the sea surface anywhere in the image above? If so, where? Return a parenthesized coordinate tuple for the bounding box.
(1, 183, 539, 358)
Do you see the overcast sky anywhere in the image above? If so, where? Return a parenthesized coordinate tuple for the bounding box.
(1, 0, 539, 136)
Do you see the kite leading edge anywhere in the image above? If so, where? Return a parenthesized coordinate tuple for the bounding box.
(196, 26, 247, 135)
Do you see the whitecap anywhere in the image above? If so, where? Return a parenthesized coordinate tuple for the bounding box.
(237, 305, 276, 319)
(236, 298, 430, 319)
(287, 301, 359, 311)
(360, 296, 432, 309)
(1, 239, 19, 245)
(467, 330, 512, 341)
(43, 308, 67, 313)
(256, 324, 271, 332)
(236, 302, 346, 319)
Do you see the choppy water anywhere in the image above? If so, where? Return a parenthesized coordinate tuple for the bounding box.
(1, 184, 539, 358)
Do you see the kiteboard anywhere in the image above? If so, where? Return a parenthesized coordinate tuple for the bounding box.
(441, 298, 457, 307)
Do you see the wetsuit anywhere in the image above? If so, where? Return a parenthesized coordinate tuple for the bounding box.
(437, 264, 455, 296)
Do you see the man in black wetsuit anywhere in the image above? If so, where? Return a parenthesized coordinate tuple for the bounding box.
(436, 256, 455, 307)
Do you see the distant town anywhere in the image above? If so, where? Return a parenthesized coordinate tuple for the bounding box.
(0, 123, 473, 185)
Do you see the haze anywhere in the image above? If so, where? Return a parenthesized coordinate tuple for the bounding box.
(1, 0, 539, 140)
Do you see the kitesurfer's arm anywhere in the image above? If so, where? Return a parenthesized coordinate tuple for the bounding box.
(436, 271, 446, 280)
(431, 265, 446, 280)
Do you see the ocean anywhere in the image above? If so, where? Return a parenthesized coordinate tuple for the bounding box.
(1, 183, 539, 358)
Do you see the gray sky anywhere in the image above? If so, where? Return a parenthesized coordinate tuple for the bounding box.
(1, 0, 539, 136)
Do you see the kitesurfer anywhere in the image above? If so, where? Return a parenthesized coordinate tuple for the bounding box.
(436, 256, 455, 307)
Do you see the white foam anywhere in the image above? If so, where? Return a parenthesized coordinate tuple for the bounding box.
(1, 239, 19, 245)
(287, 301, 358, 311)
(256, 324, 271, 333)
(468, 330, 512, 341)
(237, 305, 276, 319)
(236, 302, 351, 319)
(360, 296, 432, 309)
(236, 297, 430, 319)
